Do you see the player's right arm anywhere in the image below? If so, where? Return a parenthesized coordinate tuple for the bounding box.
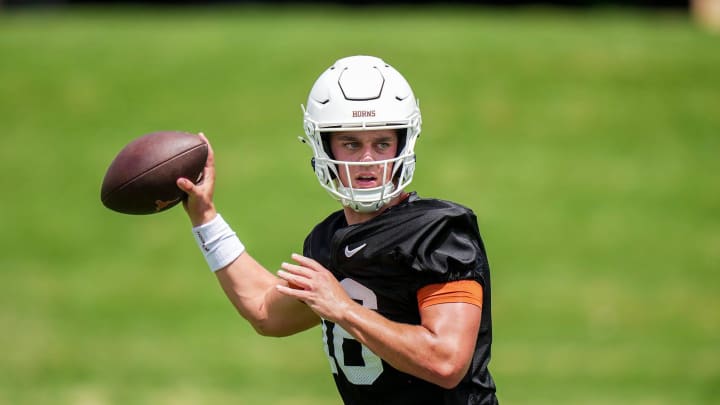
(176, 133, 321, 337)
(215, 252, 321, 336)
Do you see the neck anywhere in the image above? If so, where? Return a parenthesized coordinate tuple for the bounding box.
(343, 192, 408, 225)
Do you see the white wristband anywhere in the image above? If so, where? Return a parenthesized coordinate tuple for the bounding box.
(192, 214, 245, 272)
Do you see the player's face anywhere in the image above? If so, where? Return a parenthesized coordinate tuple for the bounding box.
(329, 129, 399, 189)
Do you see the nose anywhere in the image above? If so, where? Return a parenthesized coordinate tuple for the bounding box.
(360, 153, 374, 162)
(360, 145, 375, 162)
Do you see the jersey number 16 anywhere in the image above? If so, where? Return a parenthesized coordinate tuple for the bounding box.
(322, 278, 384, 385)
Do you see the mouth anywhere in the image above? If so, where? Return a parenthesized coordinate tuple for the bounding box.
(353, 173, 379, 188)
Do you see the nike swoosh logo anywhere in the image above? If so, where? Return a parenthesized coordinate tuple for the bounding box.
(344, 243, 367, 258)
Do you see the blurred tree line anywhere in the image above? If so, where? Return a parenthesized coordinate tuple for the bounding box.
(1, 0, 689, 9)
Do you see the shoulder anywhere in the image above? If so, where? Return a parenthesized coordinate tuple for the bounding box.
(387, 193, 480, 234)
(379, 193, 488, 278)
(302, 209, 346, 265)
(309, 209, 347, 236)
(401, 192, 475, 215)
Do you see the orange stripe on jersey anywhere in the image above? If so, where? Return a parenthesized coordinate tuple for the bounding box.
(417, 280, 484, 310)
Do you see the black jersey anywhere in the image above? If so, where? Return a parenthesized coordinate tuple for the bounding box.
(303, 192, 498, 405)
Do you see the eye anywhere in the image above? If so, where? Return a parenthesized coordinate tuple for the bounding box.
(376, 142, 392, 152)
(344, 142, 360, 150)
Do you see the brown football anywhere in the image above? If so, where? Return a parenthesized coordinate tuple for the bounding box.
(101, 131, 207, 215)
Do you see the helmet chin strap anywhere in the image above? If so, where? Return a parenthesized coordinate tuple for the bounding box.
(337, 182, 397, 213)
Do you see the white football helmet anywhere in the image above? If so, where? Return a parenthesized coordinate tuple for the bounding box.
(301, 55, 422, 213)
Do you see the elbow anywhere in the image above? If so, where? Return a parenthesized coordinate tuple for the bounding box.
(427, 359, 470, 389)
(233, 298, 297, 337)
(438, 378, 464, 390)
(254, 327, 294, 338)
(231, 307, 278, 337)
(252, 323, 278, 337)
(250, 318, 294, 338)
(249, 311, 314, 337)
(434, 368, 466, 390)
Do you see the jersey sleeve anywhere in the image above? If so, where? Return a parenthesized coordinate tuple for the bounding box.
(417, 280, 484, 310)
(408, 205, 489, 288)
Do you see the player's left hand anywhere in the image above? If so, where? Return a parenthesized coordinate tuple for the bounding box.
(275, 253, 354, 323)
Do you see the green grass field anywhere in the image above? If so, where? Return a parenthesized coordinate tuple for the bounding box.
(1, 5, 718, 404)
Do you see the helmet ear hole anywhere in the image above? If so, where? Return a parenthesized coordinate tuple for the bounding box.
(320, 133, 335, 160)
(396, 128, 408, 158)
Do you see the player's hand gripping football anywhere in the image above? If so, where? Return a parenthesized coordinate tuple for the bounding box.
(176, 132, 218, 227)
(276, 254, 355, 323)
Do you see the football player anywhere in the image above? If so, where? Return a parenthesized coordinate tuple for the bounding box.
(177, 55, 498, 404)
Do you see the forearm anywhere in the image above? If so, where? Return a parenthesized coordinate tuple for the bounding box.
(188, 213, 319, 335)
(215, 252, 320, 336)
(337, 302, 473, 389)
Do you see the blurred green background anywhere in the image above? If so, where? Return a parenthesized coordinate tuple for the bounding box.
(1, 4, 718, 404)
